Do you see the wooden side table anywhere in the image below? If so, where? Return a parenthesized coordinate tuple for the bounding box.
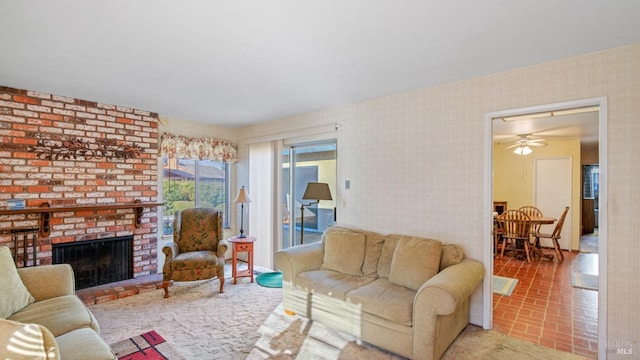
(229, 236, 256, 284)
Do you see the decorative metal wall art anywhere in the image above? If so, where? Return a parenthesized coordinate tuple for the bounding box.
(28, 138, 142, 161)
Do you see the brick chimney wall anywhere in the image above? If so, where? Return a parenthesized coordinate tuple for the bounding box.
(0, 85, 160, 276)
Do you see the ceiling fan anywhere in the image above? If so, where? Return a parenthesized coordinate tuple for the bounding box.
(505, 134, 547, 155)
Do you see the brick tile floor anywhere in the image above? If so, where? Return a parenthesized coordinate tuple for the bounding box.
(494, 249, 598, 359)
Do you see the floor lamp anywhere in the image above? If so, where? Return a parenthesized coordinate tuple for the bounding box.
(300, 182, 332, 244)
(233, 186, 252, 238)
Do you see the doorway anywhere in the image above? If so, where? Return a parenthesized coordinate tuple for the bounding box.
(484, 98, 607, 359)
(281, 141, 337, 249)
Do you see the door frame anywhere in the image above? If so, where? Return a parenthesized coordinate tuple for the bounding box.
(280, 140, 337, 250)
(483, 97, 607, 359)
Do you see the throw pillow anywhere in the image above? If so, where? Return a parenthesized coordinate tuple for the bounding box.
(388, 237, 442, 291)
(0, 246, 35, 319)
(321, 230, 366, 277)
(440, 243, 465, 271)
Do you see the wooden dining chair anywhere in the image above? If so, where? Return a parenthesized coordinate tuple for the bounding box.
(519, 205, 543, 251)
(498, 210, 533, 263)
(537, 206, 569, 263)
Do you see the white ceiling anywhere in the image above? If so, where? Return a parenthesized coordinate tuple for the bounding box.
(1, 1, 639, 128)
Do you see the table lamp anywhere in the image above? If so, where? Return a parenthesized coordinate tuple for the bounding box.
(233, 186, 252, 238)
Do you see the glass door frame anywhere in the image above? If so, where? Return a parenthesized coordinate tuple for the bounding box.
(281, 140, 337, 250)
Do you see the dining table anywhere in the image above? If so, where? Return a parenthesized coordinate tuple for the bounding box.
(529, 216, 556, 225)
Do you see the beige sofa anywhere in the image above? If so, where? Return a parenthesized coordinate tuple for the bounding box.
(275, 226, 484, 360)
(0, 246, 115, 360)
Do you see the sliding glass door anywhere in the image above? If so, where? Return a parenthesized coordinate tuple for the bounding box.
(281, 141, 336, 249)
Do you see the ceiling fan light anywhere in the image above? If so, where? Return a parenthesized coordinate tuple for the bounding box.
(513, 145, 532, 155)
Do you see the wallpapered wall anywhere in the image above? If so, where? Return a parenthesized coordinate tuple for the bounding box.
(236, 44, 640, 349)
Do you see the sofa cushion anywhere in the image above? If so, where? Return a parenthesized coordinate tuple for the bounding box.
(56, 327, 116, 360)
(388, 236, 442, 291)
(0, 318, 60, 359)
(8, 295, 100, 337)
(0, 246, 35, 319)
(323, 226, 385, 278)
(440, 243, 465, 271)
(296, 270, 375, 300)
(346, 278, 416, 326)
(376, 234, 402, 278)
(321, 229, 366, 276)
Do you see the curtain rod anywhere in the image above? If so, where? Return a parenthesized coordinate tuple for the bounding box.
(238, 123, 339, 144)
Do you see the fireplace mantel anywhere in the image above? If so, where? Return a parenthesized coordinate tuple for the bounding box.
(0, 200, 163, 237)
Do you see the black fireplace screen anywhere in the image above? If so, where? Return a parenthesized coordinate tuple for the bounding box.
(53, 236, 133, 290)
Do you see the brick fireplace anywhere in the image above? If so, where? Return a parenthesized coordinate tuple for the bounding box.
(0, 85, 160, 278)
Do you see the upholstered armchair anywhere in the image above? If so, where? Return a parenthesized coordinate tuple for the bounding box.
(162, 208, 229, 298)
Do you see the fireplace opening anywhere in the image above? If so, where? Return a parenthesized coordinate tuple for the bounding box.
(53, 236, 133, 290)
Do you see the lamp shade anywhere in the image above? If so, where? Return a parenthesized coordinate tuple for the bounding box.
(302, 182, 332, 201)
(233, 186, 252, 203)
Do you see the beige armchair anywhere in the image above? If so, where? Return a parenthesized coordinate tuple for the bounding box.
(162, 208, 229, 298)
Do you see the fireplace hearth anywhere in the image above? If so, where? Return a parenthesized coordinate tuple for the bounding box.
(53, 236, 133, 290)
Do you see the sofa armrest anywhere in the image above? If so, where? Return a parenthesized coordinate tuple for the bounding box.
(18, 264, 75, 301)
(275, 242, 324, 283)
(411, 258, 484, 360)
(414, 258, 484, 315)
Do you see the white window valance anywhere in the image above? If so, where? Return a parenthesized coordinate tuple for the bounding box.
(160, 132, 238, 162)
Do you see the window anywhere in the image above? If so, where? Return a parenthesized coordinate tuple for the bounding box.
(162, 157, 230, 235)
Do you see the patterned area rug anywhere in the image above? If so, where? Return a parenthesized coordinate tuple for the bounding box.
(110, 330, 184, 360)
(493, 275, 518, 296)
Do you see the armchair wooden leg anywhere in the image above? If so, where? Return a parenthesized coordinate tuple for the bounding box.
(219, 277, 225, 293)
(163, 280, 170, 298)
